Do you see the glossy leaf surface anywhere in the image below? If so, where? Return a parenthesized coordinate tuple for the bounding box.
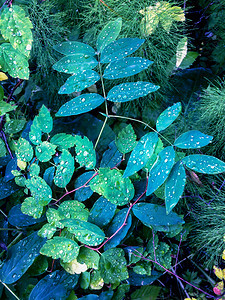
(54, 41, 95, 56)
(54, 149, 74, 188)
(156, 102, 182, 132)
(100, 141, 123, 168)
(59, 70, 100, 94)
(147, 146, 175, 195)
(59, 200, 89, 221)
(26, 175, 52, 206)
(174, 130, 213, 149)
(29, 118, 42, 145)
(107, 82, 160, 103)
(74, 171, 95, 202)
(165, 162, 186, 214)
(62, 219, 105, 246)
(40, 237, 80, 263)
(100, 38, 145, 63)
(182, 154, 225, 174)
(36, 105, 53, 134)
(115, 124, 137, 154)
(97, 18, 122, 53)
(75, 135, 96, 169)
(88, 197, 117, 228)
(50, 133, 76, 150)
(21, 197, 43, 219)
(0, 232, 45, 284)
(90, 168, 134, 205)
(124, 132, 158, 177)
(132, 203, 184, 232)
(15, 137, 33, 162)
(55, 94, 105, 116)
(35, 141, 56, 162)
(103, 57, 153, 80)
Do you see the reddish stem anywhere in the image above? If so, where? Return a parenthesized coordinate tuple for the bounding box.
(7, 79, 23, 103)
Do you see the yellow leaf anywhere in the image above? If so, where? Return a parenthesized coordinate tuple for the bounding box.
(0, 72, 8, 81)
(17, 159, 27, 170)
(222, 249, 225, 260)
(214, 266, 224, 280)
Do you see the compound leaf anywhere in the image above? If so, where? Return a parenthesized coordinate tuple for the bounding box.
(74, 171, 95, 202)
(132, 203, 184, 232)
(74, 135, 96, 169)
(103, 57, 153, 80)
(50, 133, 76, 150)
(61, 219, 105, 246)
(54, 149, 74, 188)
(165, 162, 186, 214)
(0, 232, 45, 284)
(36, 105, 53, 134)
(99, 248, 128, 284)
(90, 168, 134, 206)
(124, 132, 158, 177)
(59, 70, 100, 94)
(35, 141, 56, 162)
(88, 197, 117, 228)
(54, 41, 95, 56)
(40, 237, 80, 263)
(107, 82, 160, 103)
(55, 93, 105, 116)
(182, 154, 225, 174)
(156, 102, 182, 132)
(15, 137, 33, 162)
(174, 130, 213, 149)
(53, 54, 98, 74)
(147, 146, 175, 196)
(97, 18, 122, 53)
(115, 124, 137, 154)
(100, 38, 145, 64)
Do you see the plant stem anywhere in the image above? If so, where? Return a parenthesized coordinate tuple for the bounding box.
(0, 280, 20, 300)
(94, 116, 108, 149)
(0, 209, 7, 218)
(1, 130, 13, 159)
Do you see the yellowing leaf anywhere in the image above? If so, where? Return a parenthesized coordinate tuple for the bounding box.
(61, 258, 88, 274)
(0, 72, 8, 81)
(213, 266, 225, 280)
(222, 249, 225, 260)
(17, 159, 27, 170)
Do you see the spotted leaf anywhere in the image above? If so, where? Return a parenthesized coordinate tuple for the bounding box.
(35, 141, 56, 162)
(97, 18, 122, 53)
(147, 146, 175, 196)
(103, 57, 153, 80)
(90, 168, 134, 206)
(40, 237, 79, 263)
(182, 154, 225, 174)
(61, 219, 105, 246)
(174, 130, 213, 149)
(36, 105, 53, 134)
(15, 137, 33, 162)
(107, 82, 160, 103)
(50, 133, 76, 150)
(59, 200, 89, 221)
(38, 223, 56, 239)
(29, 118, 42, 145)
(74, 135, 96, 169)
(55, 94, 105, 116)
(156, 102, 182, 132)
(58, 70, 100, 94)
(115, 124, 137, 154)
(165, 162, 186, 214)
(124, 132, 158, 178)
(54, 149, 74, 188)
(132, 202, 184, 232)
(53, 54, 98, 74)
(53, 41, 95, 56)
(100, 38, 145, 63)
(21, 197, 43, 219)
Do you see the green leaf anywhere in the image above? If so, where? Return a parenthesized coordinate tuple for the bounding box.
(40, 237, 80, 263)
(156, 102, 182, 132)
(103, 57, 153, 80)
(53, 54, 98, 74)
(0, 232, 45, 284)
(36, 105, 53, 134)
(88, 197, 117, 228)
(75, 135, 96, 169)
(174, 130, 213, 149)
(0, 138, 6, 157)
(90, 168, 135, 206)
(29, 163, 40, 176)
(29, 270, 79, 300)
(132, 202, 184, 232)
(77, 247, 100, 269)
(182, 154, 225, 174)
(29, 118, 42, 145)
(96, 18, 122, 53)
(61, 219, 105, 246)
(175, 37, 188, 68)
(104, 208, 132, 250)
(143, 138, 164, 172)
(107, 82, 160, 103)
(74, 171, 95, 202)
(124, 132, 158, 177)
(55, 93, 105, 116)
(4, 118, 26, 134)
(54, 149, 74, 188)
(38, 223, 56, 239)
(179, 51, 199, 69)
(59, 200, 89, 221)
(147, 146, 175, 196)
(0, 5, 33, 57)
(46, 207, 65, 228)
(0, 43, 29, 79)
(35, 141, 56, 162)
(59, 70, 100, 94)
(100, 141, 123, 168)
(100, 38, 145, 63)
(43, 166, 55, 187)
(0, 100, 17, 116)
(53, 41, 95, 56)
(50, 133, 76, 150)
(26, 175, 52, 206)
(15, 137, 33, 162)
(131, 286, 161, 300)
(80, 272, 91, 289)
(115, 124, 137, 154)
(165, 162, 186, 214)
(21, 197, 43, 218)
(99, 248, 128, 284)
(0, 86, 4, 101)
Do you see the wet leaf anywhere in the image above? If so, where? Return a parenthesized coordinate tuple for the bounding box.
(4, 118, 26, 134)
(74, 135, 96, 169)
(50, 133, 76, 150)
(35, 141, 56, 162)
(0, 100, 17, 116)
(115, 124, 137, 154)
(26, 175, 52, 206)
(36, 105, 53, 134)
(74, 171, 95, 202)
(15, 137, 33, 162)
(21, 197, 43, 219)
(100, 141, 123, 168)
(29, 118, 42, 145)
(174, 130, 213, 149)
(38, 223, 57, 239)
(156, 102, 182, 132)
(59, 200, 89, 221)
(54, 41, 95, 56)
(77, 247, 100, 270)
(54, 149, 74, 188)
